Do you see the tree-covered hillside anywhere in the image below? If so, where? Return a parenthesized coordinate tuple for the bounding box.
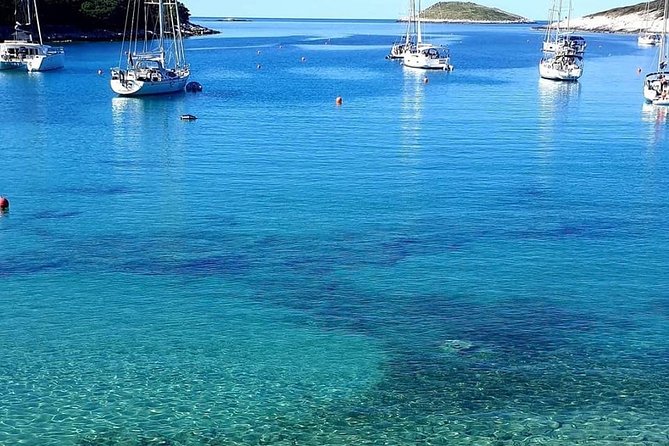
(0, 0, 190, 32)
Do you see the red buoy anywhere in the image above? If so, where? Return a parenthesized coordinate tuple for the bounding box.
(0, 196, 9, 211)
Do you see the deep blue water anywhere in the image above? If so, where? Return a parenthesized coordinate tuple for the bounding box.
(1, 19, 669, 445)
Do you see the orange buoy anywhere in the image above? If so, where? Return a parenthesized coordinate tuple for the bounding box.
(335, 96, 343, 106)
(0, 196, 9, 211)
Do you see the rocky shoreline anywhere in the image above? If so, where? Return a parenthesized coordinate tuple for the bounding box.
(0, 21, 219, 42)
(564, 15, 666, 34)
(397, 18, 535, 24)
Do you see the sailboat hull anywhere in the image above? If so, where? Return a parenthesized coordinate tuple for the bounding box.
(638, 34, 661, 46)
(402, 45, 453, 71)
(644, 72, 669, 104)
(388, 43, 413, 60)
(111, 73, 190, 96)
(25, 52, 65, 72)
(111, 0, 190, 97)
(539, 59, 583, 81)
(0, 41, 64, 71)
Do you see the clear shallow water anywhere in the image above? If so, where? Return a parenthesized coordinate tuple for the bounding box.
(1, 19, 669, 445)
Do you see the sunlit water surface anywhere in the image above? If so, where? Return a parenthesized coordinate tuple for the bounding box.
(1, 19, 669, 445)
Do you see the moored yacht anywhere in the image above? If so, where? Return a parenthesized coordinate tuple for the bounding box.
(543, 33, 587, 55)
(110, 0, 190, 96)
(638, 0, 662, 46)
(401, 0, 453, 71)
(643, 0, 669, 104)
(540, 53, 583, 81)
(638, 32, 662, 46)
(540, 0, 584, 81)
(403, 43, 453, 71)
(388, 1, 416, 59)
(0, 0, 64, 72)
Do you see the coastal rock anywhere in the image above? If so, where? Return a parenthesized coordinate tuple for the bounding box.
(563, 1, 666, 33)
(440, 339, 475, 353)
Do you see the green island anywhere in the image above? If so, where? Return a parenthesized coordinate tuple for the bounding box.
(410, 1, 531, 23)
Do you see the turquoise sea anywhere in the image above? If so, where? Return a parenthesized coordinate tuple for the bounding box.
(1, 18, 669, 445)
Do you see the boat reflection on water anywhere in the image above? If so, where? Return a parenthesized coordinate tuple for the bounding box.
(538, 77, 581, 115)
(111, 96, 187, 129)
(537, 78, 581, 160)
(641, 103, 668, 149)
(111, 96, 188, 162)
(399, 67, 427, 156)
(642, 102, 668, 124)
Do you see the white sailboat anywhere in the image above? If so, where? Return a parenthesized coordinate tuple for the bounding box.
(638, 0, 662, 46)
(643, 0, 669, 104)
(388, 2, 416, 59)
(110, 0, 190, 96)
(402, 0, 453, 71)
(0, 0, 65, 71)
(541, 0, 586, 55)
(540, 0, 584, 81)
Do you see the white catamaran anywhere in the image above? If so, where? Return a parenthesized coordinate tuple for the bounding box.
(110, 0, 190, 96)
(643, 0, 669, 104)
(401, 0, 453, 71)
(540, 0, 584, 81)
(0, 0, 65, 71)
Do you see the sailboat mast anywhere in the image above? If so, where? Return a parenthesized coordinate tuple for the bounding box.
(556, 0, 563, 40)
(404, 0, 412, 46)
(32, 0, 43, 45)
(661, 0, 669, 69)
(417, 0, 423, 45)
(158, 0, 165, 64)
(172, 0, 186, 68)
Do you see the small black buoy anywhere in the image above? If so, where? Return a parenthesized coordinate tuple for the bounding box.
(0, 196, 9, 212)
(180, 114, 197, 121)
(185, 81, 203, 93)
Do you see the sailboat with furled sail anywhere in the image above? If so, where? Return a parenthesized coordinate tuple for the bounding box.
(643, 0, 669, 104)
(110, 0, 190, 96)
(540, 0, 584, 81)
(401, 0, 453, 71)
(638, 0, 662, 46)
(0, 0, 64, 71)
(388, 1, 416, 59)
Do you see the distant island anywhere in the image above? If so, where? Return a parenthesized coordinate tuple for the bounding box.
(216, 18, 253, 22)
(560, 0, 666, 33)
(0, 0, 218, 42)
(399, 1, 532, 24)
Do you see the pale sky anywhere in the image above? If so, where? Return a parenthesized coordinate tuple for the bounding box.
(187, 1, 635, 21)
